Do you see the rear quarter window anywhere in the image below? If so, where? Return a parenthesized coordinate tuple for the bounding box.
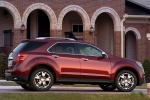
(13, 41, 47, 52)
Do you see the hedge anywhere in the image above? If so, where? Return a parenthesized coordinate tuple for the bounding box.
(0, 53, 7, 78)
(142, 58, 150, 83)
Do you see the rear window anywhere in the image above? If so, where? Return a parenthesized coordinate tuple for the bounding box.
(13, 41, 47, 53)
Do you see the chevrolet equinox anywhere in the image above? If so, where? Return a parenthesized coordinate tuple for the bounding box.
(5, 37, 145, 92)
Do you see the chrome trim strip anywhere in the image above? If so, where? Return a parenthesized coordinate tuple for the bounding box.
(36, 37, 75, 41)
(47, 42, 109, 58)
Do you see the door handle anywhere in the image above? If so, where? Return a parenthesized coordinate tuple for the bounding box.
(52, 55, 59, 58)
(81, 58, 88, 61)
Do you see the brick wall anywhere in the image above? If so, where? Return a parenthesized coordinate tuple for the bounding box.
(5, 0, 125, 19)
(2, 0, 125, 57)
(125, 23, 150, 61)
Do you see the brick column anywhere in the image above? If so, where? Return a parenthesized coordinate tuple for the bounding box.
(83, 30, 94, 44)
(147, 83, 150, 97)
(136, 40, 141, 61)
(148, 40, 150, 59)
(114, 31, 121, 57)
(50, 29, 63, 37)
(13, 29, 26, 48)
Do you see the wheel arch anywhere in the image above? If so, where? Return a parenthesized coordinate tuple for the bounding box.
(114, 67, 140, 85)
(28, 64, 57, 82)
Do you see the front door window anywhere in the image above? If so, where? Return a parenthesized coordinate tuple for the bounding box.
(78, 43, 102, 57)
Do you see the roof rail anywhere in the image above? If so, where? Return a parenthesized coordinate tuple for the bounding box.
(35, 37, 76, 41)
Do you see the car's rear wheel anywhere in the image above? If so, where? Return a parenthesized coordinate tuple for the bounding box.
(29, 68, 54, 91)
(115, 70, 137, 92)
(99, 83, 116, 91)
(20, 84, 33, 91)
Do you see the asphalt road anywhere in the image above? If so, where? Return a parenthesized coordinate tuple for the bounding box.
(0, 86, 147, 94)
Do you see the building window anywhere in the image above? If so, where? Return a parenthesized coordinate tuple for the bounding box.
(3, 30, 13, 46)
(72, 24, 83, 33)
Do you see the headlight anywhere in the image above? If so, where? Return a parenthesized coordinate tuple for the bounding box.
(136, 61, 143, 67)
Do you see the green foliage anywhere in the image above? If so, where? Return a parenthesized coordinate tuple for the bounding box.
(142, 58, 150, 83)
(0, 53, 7, 78)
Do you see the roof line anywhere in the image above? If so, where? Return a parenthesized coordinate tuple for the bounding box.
(127, 0, 150, 10)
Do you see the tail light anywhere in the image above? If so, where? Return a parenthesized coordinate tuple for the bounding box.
(17, 53, 28, 63)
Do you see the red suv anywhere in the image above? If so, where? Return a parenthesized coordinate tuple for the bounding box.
(5, 37, 145, 92)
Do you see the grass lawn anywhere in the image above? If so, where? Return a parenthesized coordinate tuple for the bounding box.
(0, 81, 148, 100)
(0, 93, 149, 100)
(0, 81, 147, 89)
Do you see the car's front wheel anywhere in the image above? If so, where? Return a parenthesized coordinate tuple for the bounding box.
(29, 68, 54, 91)
(115, 70, 137, 92)
(99, 83, 116, 91)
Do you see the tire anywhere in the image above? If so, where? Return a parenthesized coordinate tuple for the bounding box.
(20, 84, 33, 91)
(99, 83, 116, 91)
(29, 68, 54, 91)
(115, 70, 137, 92)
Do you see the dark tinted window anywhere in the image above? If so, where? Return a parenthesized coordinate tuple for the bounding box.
(79, 25, 83, 32)
(13, 41, 47, 52)
(73, 25, 83, 33)
(49, 43, 76, 54)
(73, 25, 78, 32)
(78, 43, 102, 57)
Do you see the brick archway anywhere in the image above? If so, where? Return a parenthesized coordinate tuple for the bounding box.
(0, 1, 21, 29)
(125, 27, 141, 40)
(91, 7, 121, 31)
(22, 3, 57, 30)
(58, 5, 90, 31)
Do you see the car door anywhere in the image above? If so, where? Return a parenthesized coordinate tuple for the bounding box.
(77, 43, 112, 82)
(48, 42, 80, 82)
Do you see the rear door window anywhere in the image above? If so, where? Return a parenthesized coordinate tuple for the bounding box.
(48, 43, 76, 54)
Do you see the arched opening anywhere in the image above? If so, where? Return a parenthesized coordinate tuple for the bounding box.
(95, 13, 114, 54)
(125, 31, 136, 60)
(27, 9, 50, 39)
(62, 11, 83, 40)
(0, 8, 14, 54)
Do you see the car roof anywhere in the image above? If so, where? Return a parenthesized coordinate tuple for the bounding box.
(21, 37, 95, 46)
(21, 37, 78, 43)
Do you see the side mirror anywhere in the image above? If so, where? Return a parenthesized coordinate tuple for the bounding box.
(102, 51, 108, 58)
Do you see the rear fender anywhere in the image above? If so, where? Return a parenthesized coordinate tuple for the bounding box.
(23, 57, 60, 77)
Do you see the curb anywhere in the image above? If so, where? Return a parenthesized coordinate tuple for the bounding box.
(0, 80, 12, 82)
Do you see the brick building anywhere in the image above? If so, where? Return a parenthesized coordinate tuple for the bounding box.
(0, 0, 150, 62)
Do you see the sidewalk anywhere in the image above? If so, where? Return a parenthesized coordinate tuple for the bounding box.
(0, 80, 11, 82)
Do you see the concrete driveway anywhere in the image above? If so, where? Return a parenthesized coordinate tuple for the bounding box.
(0, 86, 147, 94)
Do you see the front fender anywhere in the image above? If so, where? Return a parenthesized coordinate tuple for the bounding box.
(110, 60, 140, 80)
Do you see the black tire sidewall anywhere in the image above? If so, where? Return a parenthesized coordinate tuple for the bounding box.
(29, 68, 54, 91)
(20, 84, 33, 91)
(99, 84, 116, 91)
(115, 70, 137, 92)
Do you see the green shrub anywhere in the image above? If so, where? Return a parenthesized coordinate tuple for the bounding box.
(142, 58, 150, 83)
(0, 53, 7, 78)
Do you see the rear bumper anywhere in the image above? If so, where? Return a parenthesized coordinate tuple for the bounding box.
(5, 70, 28, 82)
